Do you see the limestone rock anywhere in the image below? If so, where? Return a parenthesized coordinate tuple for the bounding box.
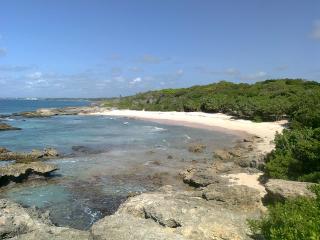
(0, 199, 90, 240)
(181, 167, 227, 187)
(265, 179, 316, 201)
(104, 186, 259, 240)
(91, 213, 186, 240)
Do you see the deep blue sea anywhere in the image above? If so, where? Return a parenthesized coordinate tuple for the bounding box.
(0, 100, 240, 230)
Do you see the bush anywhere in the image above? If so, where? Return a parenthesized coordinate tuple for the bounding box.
(265, 128, 320, 183)
(249, 185, 320, 240)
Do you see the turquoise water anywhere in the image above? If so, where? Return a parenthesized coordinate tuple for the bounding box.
(0, 99, 89, 115)
(0, 101, 241, 230)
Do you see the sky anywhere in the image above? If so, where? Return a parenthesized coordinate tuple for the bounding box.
(0, 0, 320, 98)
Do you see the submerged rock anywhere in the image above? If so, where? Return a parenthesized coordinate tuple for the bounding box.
(0, 162, 58, 185)
(0, 123, 21, 131)
(0, 199, 90, 240)
(264, 179, 316, 202)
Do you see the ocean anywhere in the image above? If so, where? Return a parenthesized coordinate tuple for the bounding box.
(0, 99, 240, 230)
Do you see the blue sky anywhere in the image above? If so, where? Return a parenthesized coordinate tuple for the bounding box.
(0, 0, 319, 98)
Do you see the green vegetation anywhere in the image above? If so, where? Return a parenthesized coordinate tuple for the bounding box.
(249, 185, 320, 240)
(103, 79, 320, 122)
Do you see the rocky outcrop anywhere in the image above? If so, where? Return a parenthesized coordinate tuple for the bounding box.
(0, 123, 21, 131)
(265, 179, 316, 202)
(0, 162, 58, 185)
(15, 106, 105, 118)
(91, 184, 262, 240)
(181, 167, 227, 187)
(0, 148, 59, 163)
(0, 199, 90, 240)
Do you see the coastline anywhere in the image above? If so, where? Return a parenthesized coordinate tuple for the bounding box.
(0, 107, 289, 239)
(89, 109, 287, 154)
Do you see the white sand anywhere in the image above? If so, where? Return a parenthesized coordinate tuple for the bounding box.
(222, 173, 267, 197)
(90, 110, 286, 154)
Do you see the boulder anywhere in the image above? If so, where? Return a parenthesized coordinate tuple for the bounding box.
(265, 179, 316, 202)
(202, 184, 262, 210)
(181, 167, 227, 187)
(0, 199, 90, 240)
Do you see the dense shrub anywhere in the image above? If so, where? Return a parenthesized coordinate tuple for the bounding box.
(249, 185, 320, 240)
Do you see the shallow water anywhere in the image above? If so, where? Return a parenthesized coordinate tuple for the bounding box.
(0, 114, 242, 229)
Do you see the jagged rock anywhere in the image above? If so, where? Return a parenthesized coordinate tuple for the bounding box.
(0, 199, 90, 240)
(181, 167, 227, 187)
(97, 186, 260, 240)
(0, 148, 59, 163)
(0, 162, 58, 185)
(0, 123, 21, 131)
(188, 143, 206, 153)
(265, 179, 316, 202)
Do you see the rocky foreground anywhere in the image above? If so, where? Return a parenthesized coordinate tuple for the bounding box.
(0, 136, 316, 240)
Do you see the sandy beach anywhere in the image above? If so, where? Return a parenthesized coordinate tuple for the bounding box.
(90, 110, 286, 154)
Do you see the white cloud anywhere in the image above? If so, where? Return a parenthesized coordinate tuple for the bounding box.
(27, 71, 43, 80)
(311, 20, 320, 40)
(176, 69, 184, 75)
(129, 77, 142, 84)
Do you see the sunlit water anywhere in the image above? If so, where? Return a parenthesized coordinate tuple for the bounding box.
(0, 101, 242, 229)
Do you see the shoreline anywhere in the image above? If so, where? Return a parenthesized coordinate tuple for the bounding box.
(89, 109, 287, 154)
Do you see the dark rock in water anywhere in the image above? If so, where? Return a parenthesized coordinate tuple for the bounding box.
(0, 199, 90, 240)
(0, 148, 59, 163)
(15, 106, 105, 118)
(0, 123, 21, 131)
(0, 147, 10, 154)
(264, 179, 316, 202)
(0, 162, 58, 186)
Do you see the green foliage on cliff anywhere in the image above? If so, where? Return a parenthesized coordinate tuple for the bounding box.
(249, 185, 320, 240)
(103, 79, 320, 122)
